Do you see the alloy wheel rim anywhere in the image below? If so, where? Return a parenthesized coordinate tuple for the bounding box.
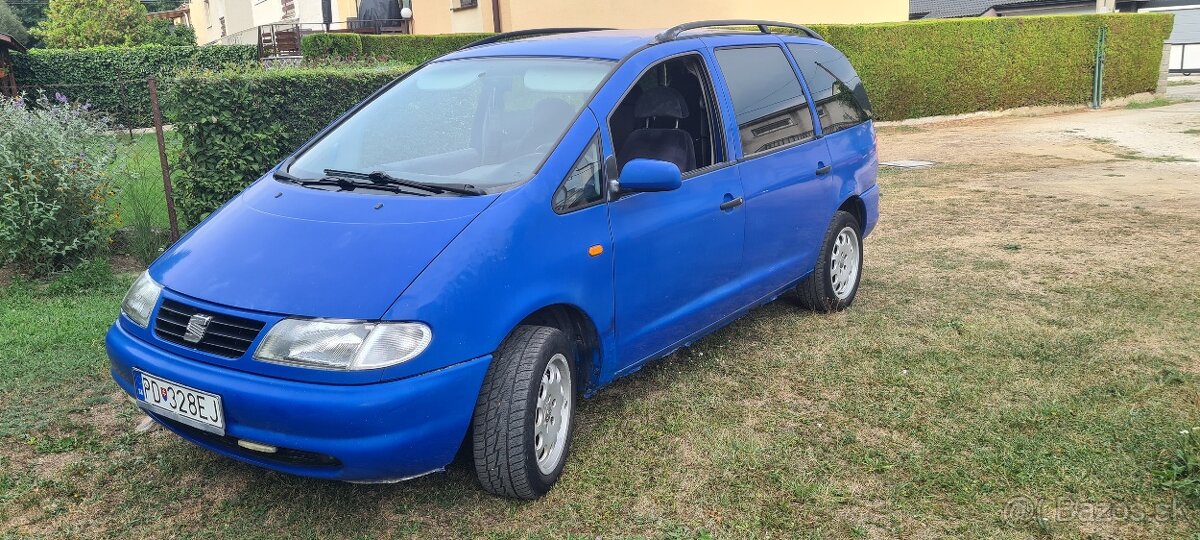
(830, 227, 860, 300)
(534, 353, 572, 475)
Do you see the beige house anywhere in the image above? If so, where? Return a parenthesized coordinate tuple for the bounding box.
(190, 0, 362, 44)
(410, 0, 908, 34)
(188, 0, 906, 45)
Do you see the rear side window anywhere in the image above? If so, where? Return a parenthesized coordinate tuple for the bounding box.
(787, 44, 872, 134)
(713, 46, 815, 156)
(553, 134, 603, 213)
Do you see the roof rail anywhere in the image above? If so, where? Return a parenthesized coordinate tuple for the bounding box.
(654, 20, 824, 43)
(461, 28, 613, 50)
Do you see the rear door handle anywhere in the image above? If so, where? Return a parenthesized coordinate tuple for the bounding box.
(816, 164, 833, 176)
(719, 197, 744, 211)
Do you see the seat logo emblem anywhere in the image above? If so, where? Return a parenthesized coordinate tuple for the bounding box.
(184, 313, 214, 343)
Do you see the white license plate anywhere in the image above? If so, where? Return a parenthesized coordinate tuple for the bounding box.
(134, 370, 225, 435)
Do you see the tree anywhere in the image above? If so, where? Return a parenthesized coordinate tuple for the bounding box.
(133, 18, 196, 46)
(0, 0, 29, 46)
(32, 0, 149, 49)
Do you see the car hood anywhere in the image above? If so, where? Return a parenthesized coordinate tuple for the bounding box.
(151, 177, 497, 319)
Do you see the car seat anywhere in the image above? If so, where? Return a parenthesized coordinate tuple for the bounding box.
(617, 86, 696, 174)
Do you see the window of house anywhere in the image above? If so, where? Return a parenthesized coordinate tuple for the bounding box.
(787, 44, 872, 135)
(713, 46, 814, 157)
(553, 134, 603, 213)
(452, 0, 479, 9)
(608, 53, 723, 175)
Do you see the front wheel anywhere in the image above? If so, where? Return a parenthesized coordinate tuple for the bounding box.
(795, 210, 863, 312)
(471, 325, 576, 499)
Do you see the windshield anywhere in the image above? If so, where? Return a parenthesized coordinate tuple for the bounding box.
(288, 57, 613, 191)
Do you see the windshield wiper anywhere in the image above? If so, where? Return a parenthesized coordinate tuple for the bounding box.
(324, 168, 486, 196)
(274, 169, 430, 195)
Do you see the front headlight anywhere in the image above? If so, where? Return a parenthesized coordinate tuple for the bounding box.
(254, 319, 432, 370)
(121, 271, 162, 328)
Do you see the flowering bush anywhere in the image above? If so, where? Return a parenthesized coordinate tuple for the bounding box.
(0, 93, 117, 276)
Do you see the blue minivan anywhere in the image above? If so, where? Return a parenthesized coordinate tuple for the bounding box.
(107, 21, 879, 499)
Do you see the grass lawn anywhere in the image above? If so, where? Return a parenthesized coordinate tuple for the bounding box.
(2, 118, 1199, 538)
(106, 132, 177, 231)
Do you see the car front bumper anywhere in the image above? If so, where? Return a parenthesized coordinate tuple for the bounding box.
(106, 321, 490, 482)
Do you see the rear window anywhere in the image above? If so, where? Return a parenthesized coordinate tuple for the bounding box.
(787, 44, 872, 134)
(713, 46, 815, 156)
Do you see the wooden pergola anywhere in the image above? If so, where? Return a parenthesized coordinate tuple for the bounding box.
(0, 33, 27, 98)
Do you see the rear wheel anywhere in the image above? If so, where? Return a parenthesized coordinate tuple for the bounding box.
(795, 210, 863, 312)
(471, 325, 576, 499)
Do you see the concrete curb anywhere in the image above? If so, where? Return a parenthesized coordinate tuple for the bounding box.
(875, 92, 1164, 127)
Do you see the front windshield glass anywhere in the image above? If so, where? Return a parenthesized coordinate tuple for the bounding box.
(288, 57, 613, 190)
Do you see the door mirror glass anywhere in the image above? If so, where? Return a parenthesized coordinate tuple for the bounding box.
(618, 159, 682, 193)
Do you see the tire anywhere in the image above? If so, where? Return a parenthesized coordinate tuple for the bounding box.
(795, 210, 863, 313)
(471, 325, 576, 499)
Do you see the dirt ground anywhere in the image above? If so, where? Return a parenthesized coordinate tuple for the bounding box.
(879, 92, 1200, 218)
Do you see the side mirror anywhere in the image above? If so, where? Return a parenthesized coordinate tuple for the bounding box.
(616, 159, 682, 193)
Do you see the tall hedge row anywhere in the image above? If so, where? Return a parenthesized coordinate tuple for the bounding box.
(167, 65, 411, 225)
(12, 45, 257, 128)
(301, 32, 491, 64)
(806, 13, 1173, 119)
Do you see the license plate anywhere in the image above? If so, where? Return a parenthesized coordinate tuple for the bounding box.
(134, 370, 225, 436)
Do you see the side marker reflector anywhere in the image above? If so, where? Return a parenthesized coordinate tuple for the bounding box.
(588, 245, 604, 257)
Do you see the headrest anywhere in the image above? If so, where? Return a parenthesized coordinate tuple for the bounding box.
(633, 86, 689, 120)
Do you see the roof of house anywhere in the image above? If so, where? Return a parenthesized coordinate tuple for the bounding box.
(909, 0, 1152, 18)
(0, 33, 28, 55)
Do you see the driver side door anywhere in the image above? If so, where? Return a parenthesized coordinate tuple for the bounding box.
(604, 49, 747, 374)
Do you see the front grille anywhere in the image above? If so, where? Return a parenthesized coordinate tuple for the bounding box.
(155, 298, 265, 358)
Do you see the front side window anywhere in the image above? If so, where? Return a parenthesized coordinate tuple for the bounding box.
(553, 134, 603, 213)
(608, 53, 723, 175)
(713, 46, 814, 156)
(288, 57, 613, 192)
(787, 43, 872, 135)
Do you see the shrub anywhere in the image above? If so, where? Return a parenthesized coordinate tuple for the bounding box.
(300, 33, 363, 59)
(168, 64, 411, 225)
(301, 32, 491, 64)
(0, 94, 118, 277)
(12, 45, 258, 128)
(806, 13, 1174, 120)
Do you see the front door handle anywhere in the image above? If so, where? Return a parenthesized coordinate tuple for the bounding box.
(719, 197, 744, 211)
(816, 163, 833, 176)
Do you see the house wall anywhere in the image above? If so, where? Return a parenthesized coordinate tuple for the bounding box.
(408, 0, 907, 34)
(988, 4, 1098, 16)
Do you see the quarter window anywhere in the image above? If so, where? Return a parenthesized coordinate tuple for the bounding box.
(553, 135, 603, 213)
(787, 44, 872, 135)
(713, 46, 815, 156)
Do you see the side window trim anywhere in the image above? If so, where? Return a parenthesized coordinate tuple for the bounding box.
(712, 44, 819, 162)
(602, 49, 732, 181)
(777, 41, 826, 139)
(552, 132, 605, 215)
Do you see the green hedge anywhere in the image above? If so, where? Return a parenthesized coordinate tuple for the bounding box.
(805, 13, 1173, 120)
(12, 45, 257, 128)
(301, 32, 491, 63)
(168, 64, 411, 225)
(299, 33, 363, 58)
